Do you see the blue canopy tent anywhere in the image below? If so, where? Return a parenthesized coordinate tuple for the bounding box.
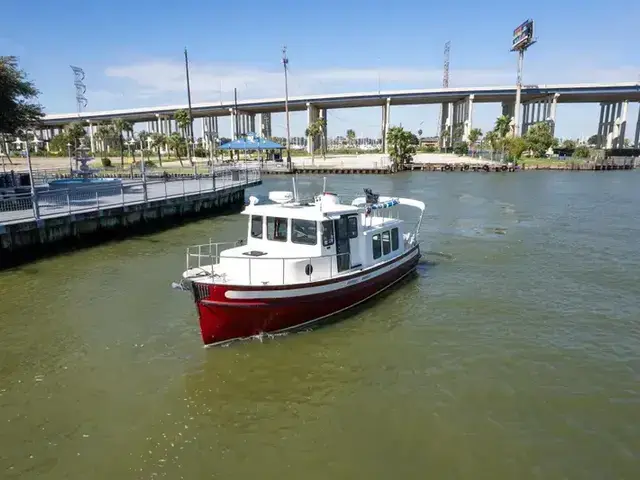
(218, 133, 284, 162)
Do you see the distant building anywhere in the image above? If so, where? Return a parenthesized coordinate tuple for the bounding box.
(419, 136, 439, 148)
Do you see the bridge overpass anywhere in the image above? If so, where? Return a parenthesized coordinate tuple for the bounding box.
(39, 82, 640, 153)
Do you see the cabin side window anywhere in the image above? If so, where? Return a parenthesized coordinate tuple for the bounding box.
(322, 220, 335, 246)
(291, 219, 317, 245)
(382, 230, 391, 255)
(267, 216, 288, 242)
(372, 233, 382, 259)
(251, 215, 263, 238)
(347, 215, 358, 239)
(391, 227, 399, 251)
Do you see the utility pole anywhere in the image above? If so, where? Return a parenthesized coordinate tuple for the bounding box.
(184, 47, 195, 158)
(436, 41, 451, 149)
(282, 46, 292, 170)
(234, 87, 239, 139)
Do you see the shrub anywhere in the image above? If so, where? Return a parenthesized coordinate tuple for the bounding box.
(573, 145, 590, 158)
(453, 141, 469, 156)
(194, 146, 208, 158)
(101, 157, 112, 167)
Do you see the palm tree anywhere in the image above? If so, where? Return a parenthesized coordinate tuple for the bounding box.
(166, 132, 185, 167)
(137, 130, 150, 160)
(387, 126, 415, 172)
(467, 128, 482, 157)
(112, 118, 133, 167)
(304, 122, 320, 164)
(494, 115, 511, 139)
(95, 122, 116, 155)
(63, 122, 87, 149)
(150, 132, 166, 166)
(317, 118, 327, 161)
(346, 129, 356, 153)
(174, 109, 193, 164)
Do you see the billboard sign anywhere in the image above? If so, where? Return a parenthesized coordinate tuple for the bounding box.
(512, 19, 534, 51)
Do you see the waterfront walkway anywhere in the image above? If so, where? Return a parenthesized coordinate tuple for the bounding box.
(0, 167, 261, 226)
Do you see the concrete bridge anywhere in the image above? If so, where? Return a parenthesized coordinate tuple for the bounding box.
(38, 82, 640, 153)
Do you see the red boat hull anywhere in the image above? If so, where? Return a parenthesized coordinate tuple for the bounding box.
(190, 246, 420, 345)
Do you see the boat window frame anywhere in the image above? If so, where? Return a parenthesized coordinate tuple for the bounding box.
(251, 215, 263, 239)
(347, 215, 358, 239)
(291, 218, 318, 246)
(372, 233, 382, 259)
(382, 230, 391, 255)
(391, 227, 399, 251)
(266, 216, 288, 242)
(322, 220, 335, 247)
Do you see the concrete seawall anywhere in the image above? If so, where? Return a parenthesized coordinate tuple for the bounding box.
(0, 183, 255, 268)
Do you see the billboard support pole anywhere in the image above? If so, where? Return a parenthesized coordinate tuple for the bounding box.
(510, 19, 536, 138)
(513, 49, 525, 137)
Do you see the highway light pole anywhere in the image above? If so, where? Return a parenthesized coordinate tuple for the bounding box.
(282, 46, 292, 170)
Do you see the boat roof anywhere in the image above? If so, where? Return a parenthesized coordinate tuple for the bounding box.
(242, 202, 360, 221)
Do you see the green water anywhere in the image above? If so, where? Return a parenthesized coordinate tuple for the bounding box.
(1, 172, 639, 479)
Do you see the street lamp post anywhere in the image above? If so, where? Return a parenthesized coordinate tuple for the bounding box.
(282, 46, 292, 171)
(24, 132, 40, 219)
(67, 142, 73, 175)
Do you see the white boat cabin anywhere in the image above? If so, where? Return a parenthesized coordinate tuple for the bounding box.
(184, 191, 418, 286)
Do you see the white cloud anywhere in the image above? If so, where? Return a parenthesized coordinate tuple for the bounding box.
(94, 59, 638, 139)
(104, 60, 516, 104)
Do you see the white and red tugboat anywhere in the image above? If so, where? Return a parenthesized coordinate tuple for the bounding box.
(175, 185, 425, 346)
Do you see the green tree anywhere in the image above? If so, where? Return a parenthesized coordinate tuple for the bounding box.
(587, 134, 598, 146)
(561, 139, 576, 150)
(317, 118, 327, 160)
(0, 56, 44, 135)
(494, 115, 511, 138)
(453, 124, 463, 143)
(572, 145, 590, 158)
(305, 118, 327, 162)
(137, 130, 150, 160)
(417, 129, 423, 138)
(467, 128, 482, 156)
(440, 128, 450, 150)
(523, 122, 554, 157)
(95, 122, 116, 154)
(149, 132, 166, 166)
(453, 141, 469, 156)
(346, 129, 356, 152)
(49, 133, 71, 155)
(166, 132, 185, 166)
(174, 110, 193, 163)
(174, 109, 191, 136)
(111, 118, 133, 167)
(64, 122, 87, 148)
(304, 123, 319, 162)
(503, 136, 527, 160)
(386, 126, 416, 171)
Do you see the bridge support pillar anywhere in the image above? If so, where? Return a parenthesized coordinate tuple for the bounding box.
(451, 96, 473, 143)
(597, 101, 627, 149)
(306, 103, 320, 154)
(88, 122, 95, 153)
(634, 103, 640, 148)
(381, 98, 390, 154)
(257, 113, 272, 138)
(202, 117, 219, 147)
(521, 95, 556, 135)
(439, 102, 452, 149)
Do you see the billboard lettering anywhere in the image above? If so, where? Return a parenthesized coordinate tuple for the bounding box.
(511, 19, 534, 51)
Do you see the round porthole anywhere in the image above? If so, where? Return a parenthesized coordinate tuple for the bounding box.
(304, 264, 313, 276)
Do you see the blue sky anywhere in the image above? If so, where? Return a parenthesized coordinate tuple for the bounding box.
(2, 0, 639, 140)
